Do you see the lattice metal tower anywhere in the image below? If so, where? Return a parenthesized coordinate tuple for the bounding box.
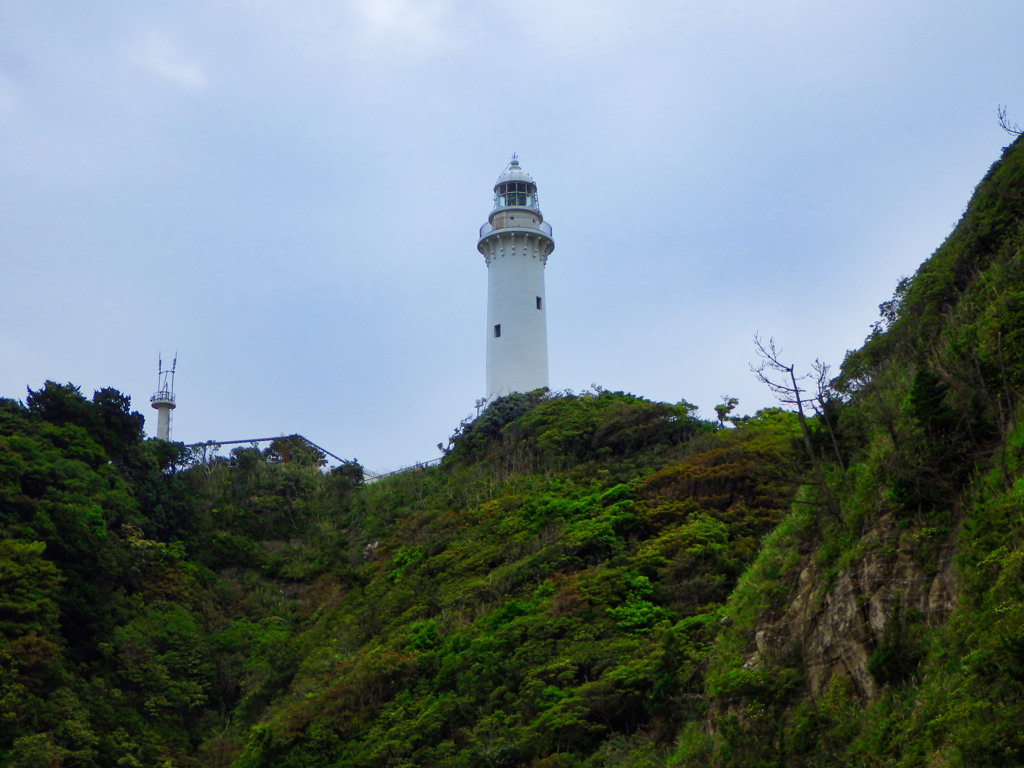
(150, 354, 177, 441)
(477, 156, 555, 399)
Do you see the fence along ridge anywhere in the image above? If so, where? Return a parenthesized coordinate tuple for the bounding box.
(186, 434, 441, 480)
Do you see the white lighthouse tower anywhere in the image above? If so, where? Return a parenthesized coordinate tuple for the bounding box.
(150, 354, 177, 441)
(478, 156, 555, 399)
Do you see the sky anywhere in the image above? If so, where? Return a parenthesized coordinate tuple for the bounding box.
(1, 1, 1022, 473)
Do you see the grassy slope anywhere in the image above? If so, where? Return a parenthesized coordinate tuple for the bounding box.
(224, 393, 803, 767)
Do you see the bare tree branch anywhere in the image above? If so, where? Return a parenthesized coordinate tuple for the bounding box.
(998, 105, 1023, 137)
(751, 335, 815, 405)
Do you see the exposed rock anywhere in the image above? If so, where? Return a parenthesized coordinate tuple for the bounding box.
(362, 539, 380, 559)
(747, 512, 958, 699)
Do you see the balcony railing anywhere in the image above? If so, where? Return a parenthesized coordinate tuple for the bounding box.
(479, 219, 553, 238)
(151, 391, 176, 406)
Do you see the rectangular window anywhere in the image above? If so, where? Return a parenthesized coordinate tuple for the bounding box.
(494, 324, 501, 338)
(536, 296, 542, 310)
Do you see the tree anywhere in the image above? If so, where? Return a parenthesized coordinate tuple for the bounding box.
(714, 397, 739, 427)
(25, 382, 146, 463)
(25, 381, 93, 430)
(751, 335, 838, 521)
(91, 387, 145, 460)
(264, 436, 326, 468)
(0, 539, 62, 639)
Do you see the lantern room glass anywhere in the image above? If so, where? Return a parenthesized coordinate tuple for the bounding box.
(495, 181, 536, 209)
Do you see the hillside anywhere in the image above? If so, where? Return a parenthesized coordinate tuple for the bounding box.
(0, 134, 1022, 767)
(690, 132, 1024, 766)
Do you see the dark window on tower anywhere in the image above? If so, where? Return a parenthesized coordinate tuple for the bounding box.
(536, 296, 542, 310)
(494, 324, 501, 338)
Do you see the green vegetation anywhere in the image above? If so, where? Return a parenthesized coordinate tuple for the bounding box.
(0, 381, 803, 766)
(1, 135, 1023, 766)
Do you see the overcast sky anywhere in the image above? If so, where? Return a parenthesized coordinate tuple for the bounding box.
(1, 1, 1021, 472)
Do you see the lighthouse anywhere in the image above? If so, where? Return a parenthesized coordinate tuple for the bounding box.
(477, 156, 555, 399)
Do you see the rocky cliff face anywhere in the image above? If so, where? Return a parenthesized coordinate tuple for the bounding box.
(745, 513, 959, 700)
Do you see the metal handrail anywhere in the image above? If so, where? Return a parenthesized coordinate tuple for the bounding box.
(183, 434, 445, 482)
(479, 220, 553, 238)
(186, 434, 355, 469)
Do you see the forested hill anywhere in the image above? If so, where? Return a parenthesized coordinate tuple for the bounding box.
(2, 134, 1023, 767)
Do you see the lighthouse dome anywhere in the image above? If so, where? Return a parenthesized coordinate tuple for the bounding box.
(492, 157, 541, 211)
(494, 157, 535, 186)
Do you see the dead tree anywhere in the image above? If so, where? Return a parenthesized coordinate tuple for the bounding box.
(752, 335, 839, 522)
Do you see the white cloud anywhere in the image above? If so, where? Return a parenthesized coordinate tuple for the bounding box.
(128, 32, 208, 89)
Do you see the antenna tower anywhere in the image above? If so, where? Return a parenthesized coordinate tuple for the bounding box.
(150, 353, 177, 440)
